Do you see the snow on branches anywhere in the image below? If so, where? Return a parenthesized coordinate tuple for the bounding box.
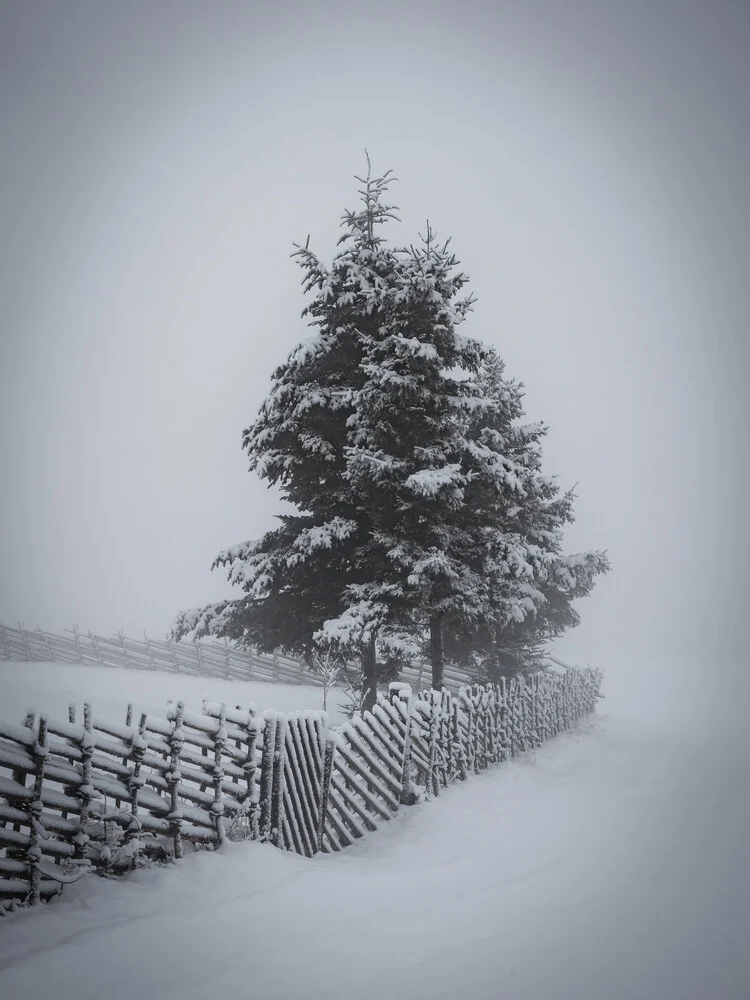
(171, 160, 609, 697)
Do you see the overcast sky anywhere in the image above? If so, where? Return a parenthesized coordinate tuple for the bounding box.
(1, 1, 748, 690)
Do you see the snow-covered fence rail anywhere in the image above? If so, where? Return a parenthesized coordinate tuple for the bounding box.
(0, 623, 474, 694)
(0, 667, 602, 910)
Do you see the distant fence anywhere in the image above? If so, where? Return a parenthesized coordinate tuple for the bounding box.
(0, 666, 603, 910)
(0, 623, 476, 694)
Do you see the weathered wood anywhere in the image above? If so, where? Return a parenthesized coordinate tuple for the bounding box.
(331, 758, 393, 823)
(269, 716, 287, 849)
(316, 734, 336, 852)
(166, 702, 185, 859)
(329, 773, 380, 831)
(334, 739, 399, 813)
(0, 663, 603, 899)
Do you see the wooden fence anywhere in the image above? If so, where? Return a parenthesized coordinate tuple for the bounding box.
(0, 623, 475, 695)
(0, 666, 603, 911)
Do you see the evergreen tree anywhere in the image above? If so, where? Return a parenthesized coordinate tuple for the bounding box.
(172, 161, 609, 707)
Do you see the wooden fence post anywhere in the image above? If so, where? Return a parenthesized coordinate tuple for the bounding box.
(440, 688, 453, 786)
(270, 716, 287, 848)
(126, 713, 148, 852)
(167, 702, 185, 859)
(453, 692, 467, 781)
(210, 704, 227, 847)
(390, 685, 417, 805)
(26, 714, 48, 905)
(241, 715, 259, 842)
(426, 690, 440, 798)
(316, 732, 336, 852)
(73, 704, 95, 861)
(258, 715, 277, 842)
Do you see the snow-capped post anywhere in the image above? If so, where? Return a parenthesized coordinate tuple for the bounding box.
(362, 635, 378, 715)
(463, 689, 477, 774)
(240, 714, 259, 841)
(74, 703, 95, 861)
(126, 713, 148, 846)
(498, 677, 509, 762)
(258, 713, 277, 842)
(524, 678, 536, 750)
(210, 704, 227, 847)
(478, 685, 491, 770)
(440, 688, 454, 784)
(488, 684, 500, 766)
(425, 689, 441, 798)
(534, 674, 544, 745)
(166, 702, 185, 859)
(479, 686, 490, 770)
(389, 683, 417, 805)
(26, 714, 48, 905)
(506, 679, 517, 757)
(519, 676, 529, 752)
(452, 693, 467, 781)
(316, 731, 337, 852)
(270, 715, 287, 848)
(536, 675, 547, 744)
(554, 679, 563, 737)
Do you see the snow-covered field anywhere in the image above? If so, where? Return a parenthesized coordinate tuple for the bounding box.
(0, 659, 348, 726)
(0, 661, 747, 999)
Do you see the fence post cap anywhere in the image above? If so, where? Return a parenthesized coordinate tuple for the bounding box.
(388, 682, 412, 701)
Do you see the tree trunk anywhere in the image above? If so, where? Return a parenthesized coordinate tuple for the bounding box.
(430, 617, 444, 691)
(361, 635, 378, 713)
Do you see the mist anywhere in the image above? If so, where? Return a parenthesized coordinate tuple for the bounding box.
(1, 0, 748, 718)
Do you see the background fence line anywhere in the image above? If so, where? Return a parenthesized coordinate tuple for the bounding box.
(0, 622, 477, 694)
(0, 664, 603, 910)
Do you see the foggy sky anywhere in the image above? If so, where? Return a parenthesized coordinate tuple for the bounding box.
(1, 0, 748, 681)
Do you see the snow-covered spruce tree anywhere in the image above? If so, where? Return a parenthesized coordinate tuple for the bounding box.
(172, 161, 415, 709)
(441, 349, 610, 679)
(317, 223, 506, 692)
(172, 162, 609, 704)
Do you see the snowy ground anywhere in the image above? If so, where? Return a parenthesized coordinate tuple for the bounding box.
(0, 661, 748, 999)
(0, 659, 348, 725)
